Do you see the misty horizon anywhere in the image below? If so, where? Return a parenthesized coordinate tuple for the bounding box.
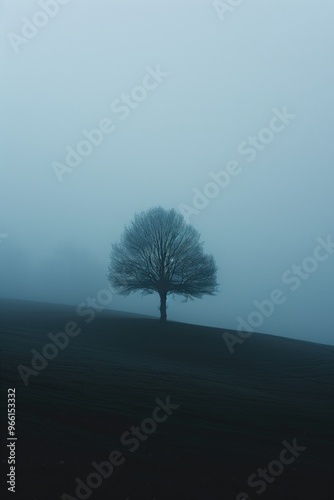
(1, 0, 334, 347)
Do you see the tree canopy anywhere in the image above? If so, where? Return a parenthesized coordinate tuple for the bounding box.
(108, 207, 218, 321)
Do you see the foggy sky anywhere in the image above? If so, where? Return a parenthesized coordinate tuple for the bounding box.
(1, 0, 334, 346)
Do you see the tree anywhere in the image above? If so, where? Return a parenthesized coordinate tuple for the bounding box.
(108, 207, 218, 322)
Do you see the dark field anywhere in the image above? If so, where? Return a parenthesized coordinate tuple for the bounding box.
(1, 298, 333, 500)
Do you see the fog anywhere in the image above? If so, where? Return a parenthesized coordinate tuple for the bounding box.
(1, 0, 334, 346)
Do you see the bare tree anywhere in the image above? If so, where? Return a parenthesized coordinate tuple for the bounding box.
(108, 207, 218, 322)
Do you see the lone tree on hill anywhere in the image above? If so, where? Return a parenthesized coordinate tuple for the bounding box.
(108, 207, 218, 322)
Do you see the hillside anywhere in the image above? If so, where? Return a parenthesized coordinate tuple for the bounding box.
(1, 298, 333, 500)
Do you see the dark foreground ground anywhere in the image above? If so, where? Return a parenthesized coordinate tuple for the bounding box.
(1, 298, 333, 500)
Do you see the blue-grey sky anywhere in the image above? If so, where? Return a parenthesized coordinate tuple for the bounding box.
(1, 0, 334, 346)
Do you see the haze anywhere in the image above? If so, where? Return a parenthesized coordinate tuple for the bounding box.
(1, 0, 333, 346)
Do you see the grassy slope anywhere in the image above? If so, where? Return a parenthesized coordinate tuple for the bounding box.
(1, 298, 333, 500)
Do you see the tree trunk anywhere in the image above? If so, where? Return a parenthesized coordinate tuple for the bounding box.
(159, 291, 167, 323)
